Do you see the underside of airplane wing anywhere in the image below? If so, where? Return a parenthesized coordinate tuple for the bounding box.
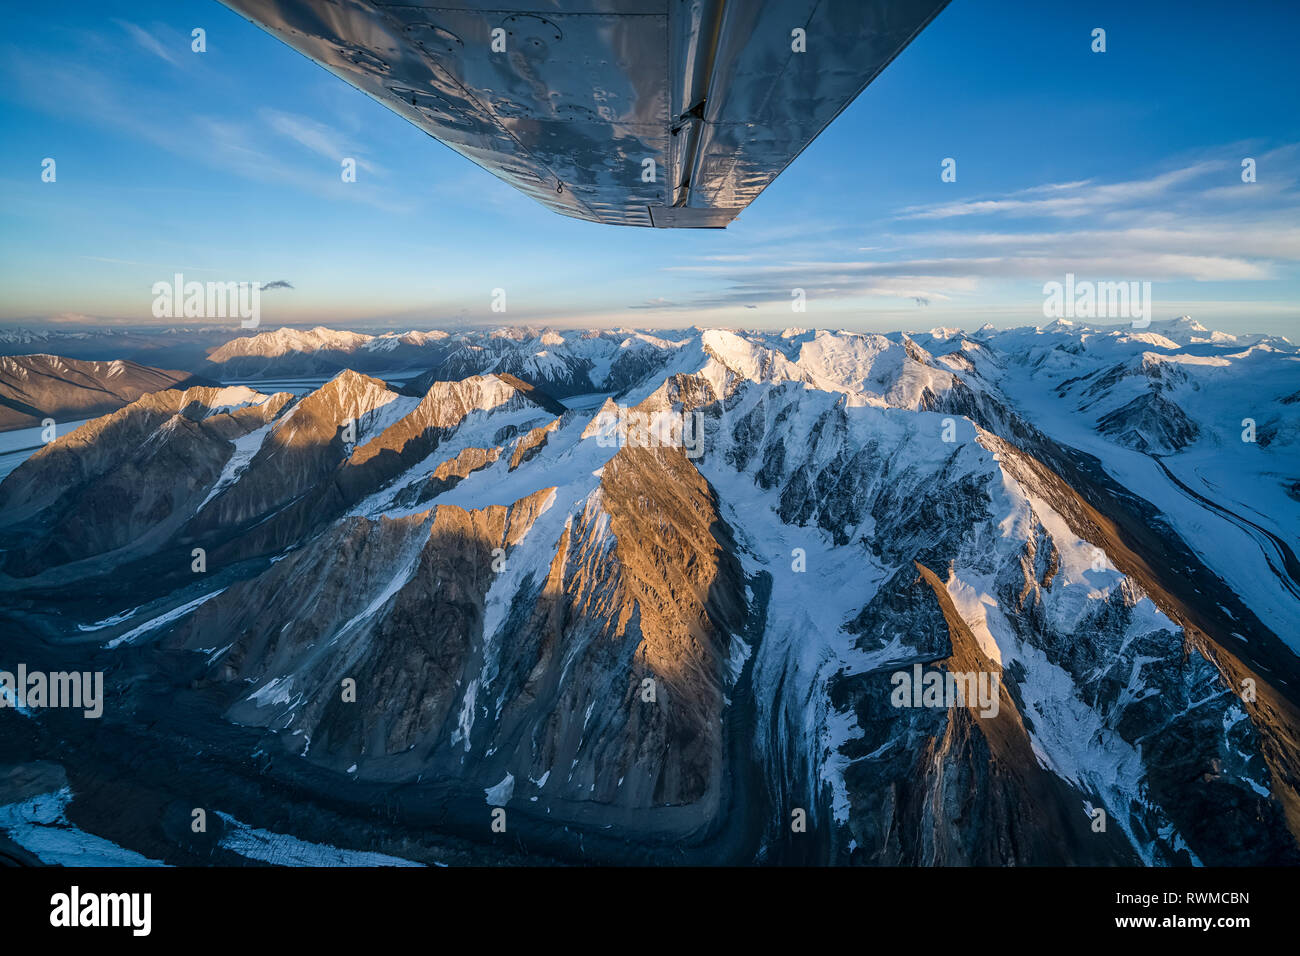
(218, 0, 950, 227)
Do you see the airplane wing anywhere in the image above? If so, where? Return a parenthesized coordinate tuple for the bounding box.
(218, 0, 949, 228)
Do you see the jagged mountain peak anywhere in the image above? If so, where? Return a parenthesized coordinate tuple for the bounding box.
(207, 325, 373, 361)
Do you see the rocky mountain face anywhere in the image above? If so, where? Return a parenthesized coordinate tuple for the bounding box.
(0, 354, 207, 431)
(0, 386, 292, 574)
(1, 319, 1297, 867)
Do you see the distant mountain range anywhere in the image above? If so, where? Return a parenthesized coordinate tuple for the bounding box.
(0, 318, 1296, 866)
(0, 354, 209, 432)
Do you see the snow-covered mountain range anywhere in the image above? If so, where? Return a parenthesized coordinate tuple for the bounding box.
(0, 318, 1296, 866)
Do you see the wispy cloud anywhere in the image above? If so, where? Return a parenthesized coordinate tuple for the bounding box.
(874, 223, 1300, 264)
(261, 109, 380, 175)
(3, 52, 409, 214)
(896, 162, 1228, 221)
(644, 150, 1300, 312)
(114, 20, 178, 66)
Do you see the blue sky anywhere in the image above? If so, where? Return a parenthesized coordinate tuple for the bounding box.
(2, 0, 1298, 336)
